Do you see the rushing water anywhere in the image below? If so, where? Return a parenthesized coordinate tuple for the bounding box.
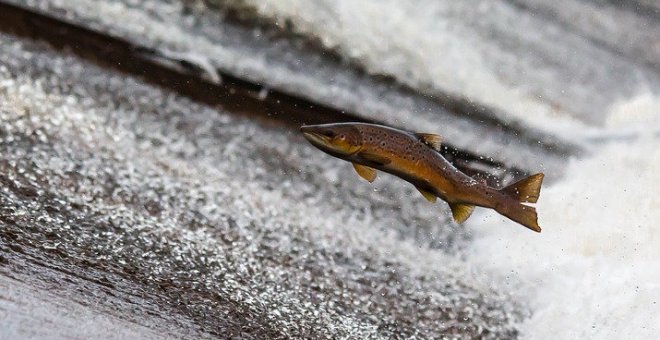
(240, 1, 660, 338)
(470, 96, 660, 338)
(237, 0, 660, 132)
(2, 0, 659, 338)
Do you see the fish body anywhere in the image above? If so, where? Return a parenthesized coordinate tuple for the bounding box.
(301, 122, 544, 232)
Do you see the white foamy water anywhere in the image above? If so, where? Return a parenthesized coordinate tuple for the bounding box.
(9, 1, 657, 337)
(237, 0, 659, 132)
(237, 3, 660, 336)
(226, 2, 660, 337)
(469, 95, 660, 339)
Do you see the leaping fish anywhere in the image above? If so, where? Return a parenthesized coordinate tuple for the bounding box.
(301, 123, 544, 232)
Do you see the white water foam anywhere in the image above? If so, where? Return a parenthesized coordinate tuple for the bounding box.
(469, 94, 660, 339)
(11, 1, 658, 337)
(236, 0, 658, 132)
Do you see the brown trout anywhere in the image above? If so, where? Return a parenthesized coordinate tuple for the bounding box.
(301, 122, 544, 232)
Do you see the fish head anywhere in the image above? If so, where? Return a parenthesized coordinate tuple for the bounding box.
(301, 123, 363, 157)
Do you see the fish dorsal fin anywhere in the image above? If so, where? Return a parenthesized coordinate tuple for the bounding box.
(353, 163, 377, 183)
(358, 151, 391, 166)
(448, 203, 475, 224)
(415, 133, 442, 151)
(415, 186, 437, 203)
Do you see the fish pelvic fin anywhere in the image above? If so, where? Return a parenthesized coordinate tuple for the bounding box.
(353, 163, 377, 182)
(448, 202, 475, 224)
(496, 203, 541, 232)
(501, 173, 544, 203)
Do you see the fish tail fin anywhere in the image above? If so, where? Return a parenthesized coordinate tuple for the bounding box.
(496, 203, 541, 232)
(501, 173, 544, 203)
(496, 173, 544, 232)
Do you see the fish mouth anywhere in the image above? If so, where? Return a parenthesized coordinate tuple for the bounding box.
(301, 131, 332, 147)
(301, 124, 361, 156)
(300, 125, 332, 147)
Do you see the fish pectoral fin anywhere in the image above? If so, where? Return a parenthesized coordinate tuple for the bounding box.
(448, 203, 475, 224)
(415, 186, 437, 202)
(357, 151, 391, 166)
(353, 163, 377, 183)
(415, 133, 442, 151)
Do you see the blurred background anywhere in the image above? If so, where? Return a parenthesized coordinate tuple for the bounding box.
(0, 0, 658, 338)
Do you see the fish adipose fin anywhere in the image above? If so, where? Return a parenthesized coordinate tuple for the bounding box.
(353, 163, 377, 182)
(502, 173, 544, 203)
(415, 186, 437, 202)
(448, 203, 475, 223)
(415, 133, 442, 151)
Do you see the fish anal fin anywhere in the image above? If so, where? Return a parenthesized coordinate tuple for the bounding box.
(415, 133, 443, 151)
(415, 186, 437, 202)
(358, 151, 391, 166)
(501, 173, 544, 203)
(448, 203, 475, 224)
(353, 163, 377, 183)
